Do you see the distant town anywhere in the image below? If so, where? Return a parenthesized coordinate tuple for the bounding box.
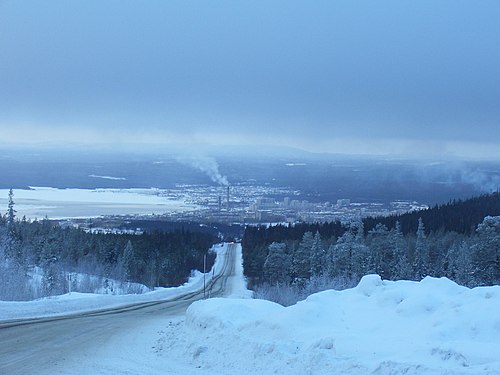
(55, 183, 429, 233)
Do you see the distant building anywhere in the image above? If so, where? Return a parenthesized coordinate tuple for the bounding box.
(253, 197, 277, 210)
(337, 199, 351, 207)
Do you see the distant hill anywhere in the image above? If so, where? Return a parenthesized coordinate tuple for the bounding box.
(364, 191, 500, 235)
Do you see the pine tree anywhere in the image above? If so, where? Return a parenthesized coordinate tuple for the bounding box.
(445, 240, 472, 286)
(328, 225, 368, 280)
(122, 240, 135, 281)
(310, 231, 325, 277)
(413, 218, 429, 280)
(392, 221, 411, 280)
(41, 240, 63, 296)
(263, 242, 291, 284)
(470, 216, 500, 285)
(7, 189, 16, 227)
(367, 223, 389, 278)
(291, 231, 314, 283)
(353, 219, 365, 243)
(329, 234, 346, 276)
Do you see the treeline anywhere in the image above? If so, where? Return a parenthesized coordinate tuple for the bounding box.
(118, 219, 245, 240)
(243, 192, 500, 295)
(0, 204, 217, 301)
(365, 191, 500, 236)
(242, 221, 346, 280)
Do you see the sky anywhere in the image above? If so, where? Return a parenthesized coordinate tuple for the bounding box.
(0, 0, 499, 159)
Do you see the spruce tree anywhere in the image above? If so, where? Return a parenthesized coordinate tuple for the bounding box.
(413, 218, 429, 280)
(310, 231, 325, 277)
(291, 231, 313, 283)
(41, 240, 62, 296)
(122, 240, 135, 281)
(263, 242, 290, 284)
(7, 188, 16, 227)
(367, 223, 389, 278)
(392, 221, 411, 280)
(445, 240, 472, 286)
(330, 220, 368, 279)
(470, 216, 500, 285)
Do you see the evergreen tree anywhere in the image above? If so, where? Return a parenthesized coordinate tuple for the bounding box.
(291, 231, 314, 283)
(413, 218, 429, 280)
(41, 240, 63, 295)
(7, 188, 16, 227)
(263, 242, 291, 284)
(352, 219, 365, 243)
(121, 240, 135, 281)
(445, 240, 472, 286)
(310, 231, 326, 277)
(470, 216, 500, 285)
(392, 221, 411, 280)
(367, 223, 390, 278)
(147, 248, 161, 287)
(351, 240, 369, 279)
(328, 222, 368, 280)
(4, 189, 18, 260)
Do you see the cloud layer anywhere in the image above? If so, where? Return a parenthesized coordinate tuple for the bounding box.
(0, 1, 498, 158)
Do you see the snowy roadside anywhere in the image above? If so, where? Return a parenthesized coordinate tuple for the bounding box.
(162, 275, 500, 375)
(0, 243, 229, 321)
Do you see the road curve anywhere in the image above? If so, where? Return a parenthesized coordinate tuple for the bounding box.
(0, 243, 238, 375)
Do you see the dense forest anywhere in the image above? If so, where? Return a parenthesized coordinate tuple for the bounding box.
(0, 190, 217, 300)
(364, 191, 500, 235)
(243, 192, 500, 304)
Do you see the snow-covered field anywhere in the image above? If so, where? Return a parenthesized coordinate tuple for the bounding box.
(2, 244, 499, 374)
(0, 187, 197, 219)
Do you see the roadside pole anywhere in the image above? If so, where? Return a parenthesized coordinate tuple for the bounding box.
(203, 254, 206, 299)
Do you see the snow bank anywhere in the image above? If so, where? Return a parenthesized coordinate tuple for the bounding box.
(179, 275, 500, 374)
(0, 243, 228, 321)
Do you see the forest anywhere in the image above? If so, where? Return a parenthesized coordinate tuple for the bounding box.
(0, 190, 217, 300)
(243, 192, 500, 305)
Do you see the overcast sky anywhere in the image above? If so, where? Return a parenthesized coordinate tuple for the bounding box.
(0, 1, 499, 158)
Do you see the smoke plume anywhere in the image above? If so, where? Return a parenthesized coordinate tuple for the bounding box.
(460, 169, 500, 193)
(176, 155, 229, 186)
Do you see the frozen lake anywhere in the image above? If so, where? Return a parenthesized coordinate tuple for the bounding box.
(0, 187, 198, 219)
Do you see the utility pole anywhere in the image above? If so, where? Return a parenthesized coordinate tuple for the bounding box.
(210, 266, 215, 298)
(203, 253, 206, 299)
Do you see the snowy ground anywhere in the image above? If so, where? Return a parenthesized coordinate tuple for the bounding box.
(2, 244, 500, 374)
(180, 275, 500, 374)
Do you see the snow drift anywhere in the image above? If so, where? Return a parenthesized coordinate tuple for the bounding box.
(179, 275, 500, 374)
